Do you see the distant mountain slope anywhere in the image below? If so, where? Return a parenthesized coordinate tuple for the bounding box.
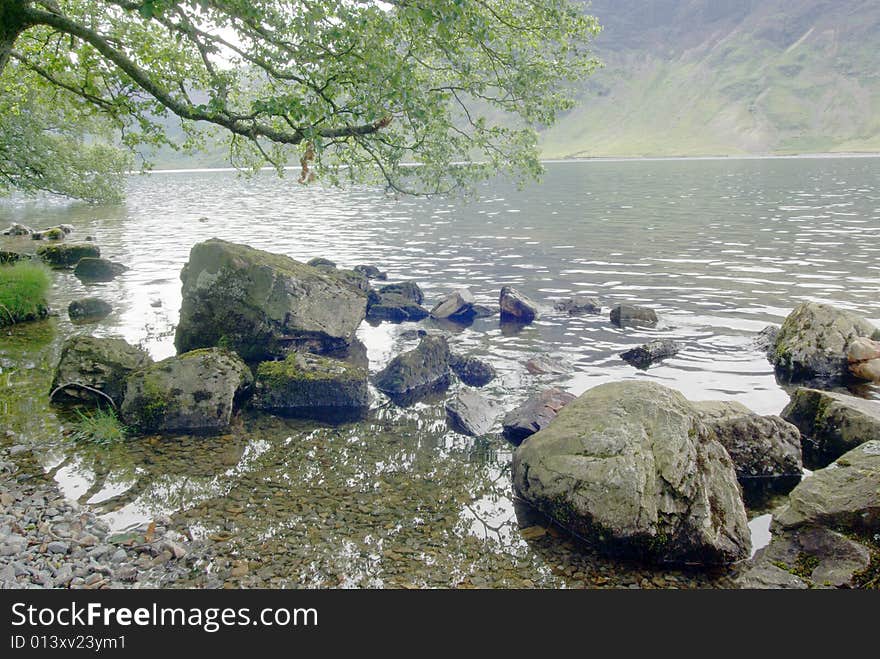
(541, 0, 880, 157)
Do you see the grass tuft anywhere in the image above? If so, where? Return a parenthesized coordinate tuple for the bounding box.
(0, 261, 51, 326)
(70, 407, 129, 446)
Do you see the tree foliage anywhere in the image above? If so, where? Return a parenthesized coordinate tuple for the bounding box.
(0, 0, 601, 200)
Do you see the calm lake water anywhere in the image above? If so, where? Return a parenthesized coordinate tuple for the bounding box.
(2, 157, 879, 588)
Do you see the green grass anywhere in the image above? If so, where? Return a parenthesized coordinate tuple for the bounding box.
(0, 261, 51, 327)
(69, 407, 129, 446)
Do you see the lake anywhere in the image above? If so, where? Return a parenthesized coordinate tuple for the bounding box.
(2, 156, 879, 588)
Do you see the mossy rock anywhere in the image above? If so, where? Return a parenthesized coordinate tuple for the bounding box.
(252, 352, 369, 421)
(68, 298, 113, 323)
(36, 243, 100, 268)
(770, 302, 877, 382)
(512, 381, 751, 565)
(121, 347, 252, 434)
(174, 239, 367, 361)
(51, 335, 152, 408)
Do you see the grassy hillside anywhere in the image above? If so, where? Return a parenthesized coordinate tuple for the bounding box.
(541, 0, 880, 157)
(144, 0, 880, 168)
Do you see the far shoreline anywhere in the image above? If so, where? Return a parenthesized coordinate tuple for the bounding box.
(145, 151, 880, 175)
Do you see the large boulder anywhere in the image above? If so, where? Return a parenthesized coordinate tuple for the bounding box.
(499, 287, 538, 324)
(693, 401, 803, 480)
(769, 302, 878, 382)
(50, 336, 152, 408)
(781, 388, 880, 467)
(445, 390, 497, 436)
(252, 352, 369, 421)
(512, 381, 751, 564)
(502, 387, 576, 446)
(610, 304, 658, 328)
(554, 296, 601, 316)
(847, 337, 880, 382)
(73, 258, 128, 283)
(373, 335, 451, 403)
(174, 239, 368, 361)
(121, 348, 252, 434)
(68, 298, 112, 323)
(430, 288, 476, 321)
(620, 339, 681, 369)
(773, 440, 880, 534)
(449, 353, 496, 387)
(36, 243, 100, 268)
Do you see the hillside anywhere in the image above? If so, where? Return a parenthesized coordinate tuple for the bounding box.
(541, 0, 880, 157)
(145, 0, 880, 168)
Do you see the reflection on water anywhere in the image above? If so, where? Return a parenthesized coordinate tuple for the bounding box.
(2, 157, 879, 587)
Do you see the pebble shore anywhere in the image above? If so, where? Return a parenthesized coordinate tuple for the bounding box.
(0, 441, 196, 589)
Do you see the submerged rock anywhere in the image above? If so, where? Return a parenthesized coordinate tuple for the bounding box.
(773, 440, 880, 534)
(430, 289, 476, 321)
(68, 298, 112, 323)
(36, 243, 100, 268)
(73, 258, 128, 282)
(524, 355, 568, 375)
(373, 335, 451, 404)
(31, 227, 66, 241)
(554, 296, 601, 316)
(847, 336, 880, 382)
(742, 526, 872, 589)
(781, 388, 880, 467)
(121, 348, 253, 434)
(609, 304, 658, 328)
(499, 286, 538, 324)
(769, 302, 878, 383)
(512, 381, 751, 565)
(252, 352, 369, 421)
(2, 223, 34, 236)
(445, 390, 497, 436)
(694, 400, 803, 481)
(502, 387, 575, 446)
(449, 353, 496, 387)
(620, 339, 681, 369)
(50, 335, 152, 408)
(353, 264, 387, 280)
(174, 239, 368, 361)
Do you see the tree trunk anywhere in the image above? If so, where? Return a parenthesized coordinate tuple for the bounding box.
(0, 0, 29, 77)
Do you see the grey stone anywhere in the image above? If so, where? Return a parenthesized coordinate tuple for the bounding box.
(694, 400, 803, 480)
(175, 239, 368, 360)
(50, 335, 152, 408)
(445, 390, 497, 436)
(781, 388, 880, 466)
(769, 302, 877, 382)
(121, 348, 253, 434)
(610, 305, 658, 328)
(73, 258, 128, 282)
(430, 289, 476, 321)
(47, 541, 69, 554)
(774, 440, 880, 534)
(502, 388, 576, 446)
(554, 296, 601, 316)
(512, 381, 751, 565)
(620, 339, 681, 369)
(449, 353, 496, 387)
(373, 336, 452, 404)
(499, 286, 539, 323)
(252, 351, 369, 421)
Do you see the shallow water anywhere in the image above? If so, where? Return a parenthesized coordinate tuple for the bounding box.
(2, 157, 879, 588)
